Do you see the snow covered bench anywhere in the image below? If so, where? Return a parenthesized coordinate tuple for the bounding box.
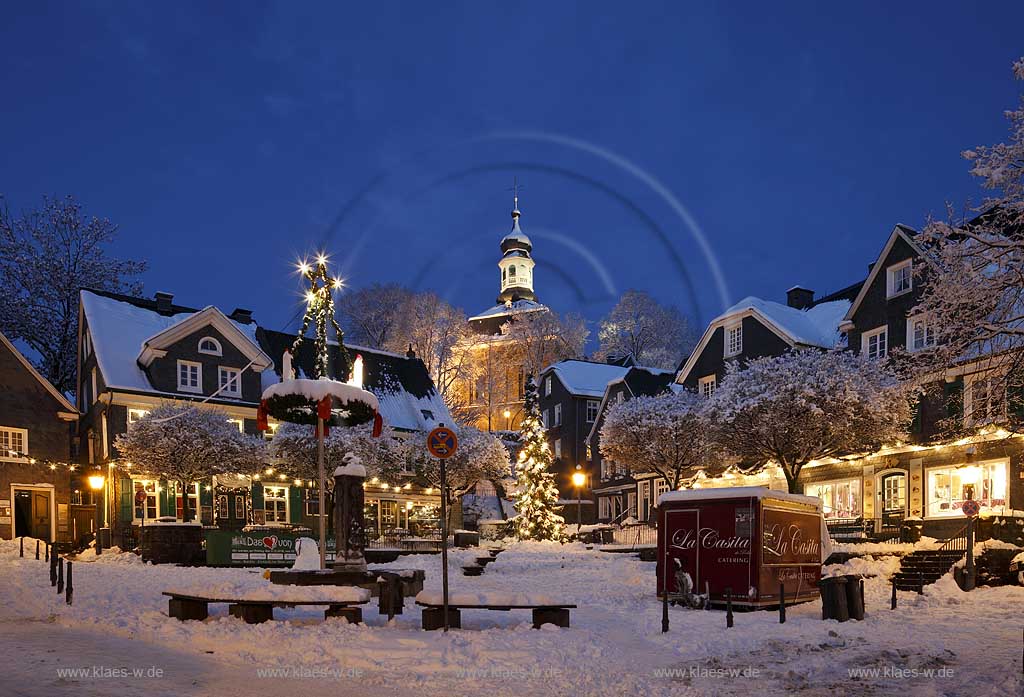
(163, 585, 371, 624)
(414, 591, 576, 630)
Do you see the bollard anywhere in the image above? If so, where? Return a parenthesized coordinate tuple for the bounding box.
(661, 553, 670, 633)
(50, 551, 57, 586)
(891, 582, 897, 610)
(20, 537, 24, 558)
(65, 562, 73, 605)
(725, 588, 733, 628)
(779, 583, 786, 624)
(918, 570, 924, 595)
(45, 542, 49, 562)
(57, 557, 64, 595)
(35, 539, 40, 560)
(860, 579, 865, 617)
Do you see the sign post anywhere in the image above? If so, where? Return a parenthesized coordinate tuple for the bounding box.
(962, 498, 980, 591)
(427, 425, 458, 632)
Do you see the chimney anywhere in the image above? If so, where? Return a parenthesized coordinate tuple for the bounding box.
(229, 308, 254, 324)
(786, 286, 815, 310)
(154, 291, 174, 315)
(406, 343, 416, 359)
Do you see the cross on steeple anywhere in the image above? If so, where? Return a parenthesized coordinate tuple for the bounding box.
(508, 176, 522, 215)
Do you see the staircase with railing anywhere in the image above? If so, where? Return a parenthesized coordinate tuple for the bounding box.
(892, 523, 969, 591)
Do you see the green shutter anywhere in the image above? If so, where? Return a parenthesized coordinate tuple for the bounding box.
(158, 479, 170, 517)
(1007, 376, 1024, 423)
(119, 477, 133, 524)
(288, 486, 303, 524)
(251, 482, 264, 510)
(944, 378, 963, 424)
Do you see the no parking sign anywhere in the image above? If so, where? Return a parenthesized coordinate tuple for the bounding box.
(426, 426, 458, 459)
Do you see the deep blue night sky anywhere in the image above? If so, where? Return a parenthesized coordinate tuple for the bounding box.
(2, 2, 1022, 336)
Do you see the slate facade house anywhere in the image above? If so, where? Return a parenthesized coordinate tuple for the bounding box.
(77, 288, 451, 548)
(587, 366, 677, 524)
(0, 330, 79, 543)
(537, 359, 631, 525)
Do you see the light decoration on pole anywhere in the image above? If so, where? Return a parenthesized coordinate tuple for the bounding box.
(293, 254, 350, 381)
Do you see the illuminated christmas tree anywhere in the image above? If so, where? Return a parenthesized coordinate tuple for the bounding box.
(514, 376, 566, 541)
(293, 254, 349, 380)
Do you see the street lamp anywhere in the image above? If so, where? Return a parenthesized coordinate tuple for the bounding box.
(503, 409, 512, 430)
(88, 474, 105, 555)
(571, 467, 586, 533)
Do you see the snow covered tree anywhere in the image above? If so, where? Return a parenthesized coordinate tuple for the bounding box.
(0, 195, 146, 396)
(114, 404, 268, 521)
(338, 283, 413, 350)
(600, 390, 722, 493)
(912, 57, 1024, 430)
(410, 425, 510, 529)
(597, 290, 695, 369)
(707, 349, 914, 494)
(503, 308, 589, 378)
(513, 378, 565, 540)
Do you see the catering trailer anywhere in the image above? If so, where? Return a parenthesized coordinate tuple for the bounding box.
(657, 486, 830, 608)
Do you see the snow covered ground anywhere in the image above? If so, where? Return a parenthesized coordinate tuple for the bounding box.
(0, 538, 1020, 696)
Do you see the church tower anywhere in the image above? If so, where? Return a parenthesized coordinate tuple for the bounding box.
(496, 193, 537, 304)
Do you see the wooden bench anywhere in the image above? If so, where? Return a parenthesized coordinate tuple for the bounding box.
(415, 599, 576, 630)
(163, 592, 369, 625)
(462, 564, 484, 576)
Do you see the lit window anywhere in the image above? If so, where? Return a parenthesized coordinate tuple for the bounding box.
(553, 403, 562, 427)
(887, 260, 912, 297)
(168, 481, 199, 521)
(544, 375, 552, 395)
(804, 479, 861, 519)
(133, 480, 159, 521)
(263, 486, 289, 524)
(725, 324, 742, 357)
(218, 367, 241, 397)
(908, 315, 936, 352)
(926, 461, 1007, 518)
(177, 360, 202, 393)
(699, 374, 716, 399)
(585, 400, 600, 422)
(862, 326, 888, 360)
(198, 337, 222, 356)
(227, 418, 244, 433)
(127, 408, 150, 429)
(0, 426, 28, 461)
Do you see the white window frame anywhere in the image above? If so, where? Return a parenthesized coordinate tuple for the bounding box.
(263, 485, 289, 524)
(198, 336, 222, 356)
(177, 360, 202, 393)
(887, 259, 913, 298)
(906, 314, 936, 353)
(0, 426, 28, 461)
(227, 418, 244, 433)
(553, 403, 562, 427)
(699, 374, 716, 399)
(862, 326, 888, 360)
(598, 496, 611, 520)
(964, 373, 1006, 427)
(542, 409, 549, 428)
(218, 366, 242, 397)
(804, 478, 862, 519)
(131, 479, 160, 522)
(91, 367, 98, 405)
(544, 375, 552, 396)
(82, 330, 92, 359)
(724, 323, 742, 357)
(553, 439, 562, 459)
(167, 481, 200, 522)
(127, 408, 150, 429)
(925, 459, 1008, 519)
(585, 400, 600, 423)
(654, 479, 669, 504)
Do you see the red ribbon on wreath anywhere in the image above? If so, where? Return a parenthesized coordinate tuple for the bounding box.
(256, 399, 268, 432)
(372, 412, 383, 438)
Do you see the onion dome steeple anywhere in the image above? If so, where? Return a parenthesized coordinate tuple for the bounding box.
(496, 182, 537, 304)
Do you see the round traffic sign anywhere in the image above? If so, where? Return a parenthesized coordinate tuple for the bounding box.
(961, 499, 980, 517)
(427, 426, 458, 459)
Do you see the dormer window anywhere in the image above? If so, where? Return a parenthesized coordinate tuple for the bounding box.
(421, 409, 435, 421)
(887, 260, 912, 298)
(725, 323, 742, 357)
(177, 360, 202, 393)
(198, 337, 222, 356)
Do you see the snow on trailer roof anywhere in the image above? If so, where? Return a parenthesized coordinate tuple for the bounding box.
(658, 486, 822, 509)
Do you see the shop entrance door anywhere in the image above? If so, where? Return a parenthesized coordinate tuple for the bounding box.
(14, 489, 51, 542)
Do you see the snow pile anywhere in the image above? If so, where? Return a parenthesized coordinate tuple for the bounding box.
(164, 580, 370, 603)
(416, 590, 564, 607)
(291, 538, 320, 570)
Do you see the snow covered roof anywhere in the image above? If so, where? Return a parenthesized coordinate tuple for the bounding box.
(257, 329, 452, 433)
(676, 294, 851, 384)
(468, 299, 547, 322)
(659, 486, 821, 508)
(542, 359, 631, 398)
(843, 223, 927, 323)
(80, 289, 265, 393)
(719, 297, 850, 349)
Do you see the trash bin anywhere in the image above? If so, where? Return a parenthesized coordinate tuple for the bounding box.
(900, 519, 923, 544)
(453, 531, 480, 548)
(818, 576, 850, 622)
(843, 574, 864, 621)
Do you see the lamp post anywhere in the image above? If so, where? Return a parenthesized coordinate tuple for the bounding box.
(503, 409, 512, 431)
(87, 474, 105, 555)
(571, 467, 586, 533)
